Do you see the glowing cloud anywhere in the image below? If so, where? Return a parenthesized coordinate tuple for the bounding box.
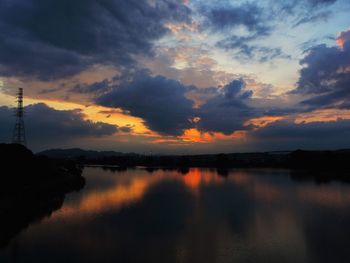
(337, 29, 350, 49)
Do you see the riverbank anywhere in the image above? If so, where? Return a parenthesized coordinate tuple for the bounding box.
(0, 144, 85, 247)
(0, 144, 85, 194)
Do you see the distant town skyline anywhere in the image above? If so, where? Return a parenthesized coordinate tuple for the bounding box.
(0, 0, 350, 153)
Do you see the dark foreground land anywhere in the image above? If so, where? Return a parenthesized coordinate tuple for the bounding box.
(0, 144, 85, 248)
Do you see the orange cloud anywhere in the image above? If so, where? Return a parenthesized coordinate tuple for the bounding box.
(245, 116, 285, 128)
(151, 128, 249, 146)
(215, 130, 248, 140)
(15, 95, 150, 135)
(337, 29, 350, 49)
(295, 109, 350, 123)
(180, 128, 214, 143)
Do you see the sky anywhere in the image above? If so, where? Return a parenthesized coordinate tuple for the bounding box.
(0, 0, 350, 154)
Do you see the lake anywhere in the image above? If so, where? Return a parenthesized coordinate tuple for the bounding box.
(1, 167, 350, 263)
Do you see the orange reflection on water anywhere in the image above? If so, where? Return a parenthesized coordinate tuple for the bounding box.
(51, 173, 162, 221)
(51, 168, 227, 221)
(297, 186, 350, 207)
(50, 168, 350, 224)
(253, 183, 284, 202)
(230, 171, 252, 186)
(181, 168, 224, 190)
(228, 170, 286, 202)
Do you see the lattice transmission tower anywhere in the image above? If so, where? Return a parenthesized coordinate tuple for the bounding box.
(12, 88, 26, 146)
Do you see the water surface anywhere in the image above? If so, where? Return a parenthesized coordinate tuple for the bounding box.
(1, 167, 350, 263)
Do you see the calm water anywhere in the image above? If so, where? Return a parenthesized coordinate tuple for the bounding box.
(1, 167, 350, 263)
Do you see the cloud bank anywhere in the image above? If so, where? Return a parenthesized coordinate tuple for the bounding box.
(293, 29, 350, 110)
(0, 0, 191, 80)
(0, 103, 123, 145)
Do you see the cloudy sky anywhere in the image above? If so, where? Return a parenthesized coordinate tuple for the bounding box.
(0, 0, 350, 153)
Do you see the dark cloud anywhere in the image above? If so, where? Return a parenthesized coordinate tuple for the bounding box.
(94, 71, 260, 136)
(299, 35, 335, 50)
(197, 79, 257, 135)
(71, 79, 110, 94)
(278, 0, 345, 37)
(216, 35, 258, 50)
(204, 4, 271, 36)
(0, 103, 125, 145)
(217, 35, 290, 62)
(119, 125, 133, 133)
(292, 30, 350, 109)
(39, 87, 66, 95)
(0, 0, 191, 80)
(252, 119, 350, 150)
(279, 0, 339, 14)
(307, 0, 337, 6)
(96, 70, 195, 136)
(201, 3, 294, 63)
(198, 0, 344, 63)
(293, 11, 331, 27)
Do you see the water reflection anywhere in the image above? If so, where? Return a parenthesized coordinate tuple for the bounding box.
(0, 192, 65, 248)
(1, 167, 350, 263)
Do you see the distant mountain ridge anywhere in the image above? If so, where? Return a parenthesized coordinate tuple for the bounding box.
(38, 148, 136, 159)
(38, 148, 350, 159)
(37, 148, 350, 175)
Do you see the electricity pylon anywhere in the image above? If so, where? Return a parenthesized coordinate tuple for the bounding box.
(12, 88, 26, 146)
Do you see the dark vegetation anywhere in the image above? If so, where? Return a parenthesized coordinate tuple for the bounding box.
(0, 144, 85, 248)
(1, 144, 85, 194)
(39, 148, 350, 182)
(289, 150, 350, 183)
(39, 148, 350, 170)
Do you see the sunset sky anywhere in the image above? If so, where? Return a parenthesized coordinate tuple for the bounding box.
(0, 0, 350, 153)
